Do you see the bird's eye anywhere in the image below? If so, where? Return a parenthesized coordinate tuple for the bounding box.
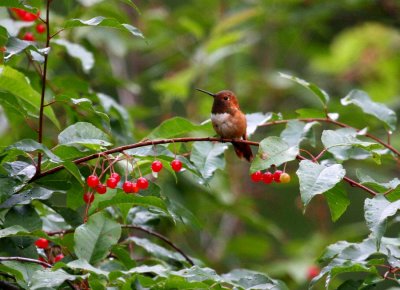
(224, 96, 229, 101)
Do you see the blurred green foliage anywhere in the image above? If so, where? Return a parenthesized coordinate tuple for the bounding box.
(1, 0, 400, 289)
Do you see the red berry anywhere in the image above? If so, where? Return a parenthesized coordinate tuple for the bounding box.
(131, 182, 139, 194)
(83, 192, 94, 204)
(273, 170, 282, 183)
(137, 177, 149, 190)
(95, 183, 107, 194)
(151, 160, 163, 172)
(11, 8, 27, 19)
(263, 171, 273, 184)
(106, 177, 118, 188)
(122, 181, 134, 193)
(280, 172, 291, 183)
(35, 238, 49, 249)
(22, 32, 35, 41)
(87, 175, 99, 188)
(36, 23, 46, 34)
(250, 171, 263, 182)
(110, 172, 121, 182)
(54, 254, 64, 263)
(21, 10, 40, 22)
(170, 159, 182, 172)
(307, 265, 320, 280)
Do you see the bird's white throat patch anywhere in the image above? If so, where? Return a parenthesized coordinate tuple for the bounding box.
(211, 113, 231, 125)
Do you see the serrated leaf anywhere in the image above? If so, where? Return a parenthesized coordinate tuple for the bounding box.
(321, 129, 382, 161)
(324, 183, 350, 222)
(52, 39, 94, 73)
(74, 212, 121, 264)
(280, 72, 329, 106)
(280, 120, 319, 147)
(0, 66, 60, 128)
(190, 141, 227, 180)
(341, 90, 397, 131)
(250, 136, 299, 173)
(64, 16, 144, 38)
(58, 122, 112, 150)
(297, 160, 346, 206)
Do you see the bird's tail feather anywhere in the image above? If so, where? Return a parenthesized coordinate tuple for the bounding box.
(232, 142, 253, 162)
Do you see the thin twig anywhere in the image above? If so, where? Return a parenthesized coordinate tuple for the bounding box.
(123, 225, 194, 266)
(0, 256, 52, 268)
(36, 0, 52, 175)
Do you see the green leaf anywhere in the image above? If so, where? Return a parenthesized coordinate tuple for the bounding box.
(30, 269, 78, 290)
(52, 39, 94, 73)
(0, 65, 60, 128)
(127, 236, 189, 264)
(0, 0, 38, 11)
(246, 112, 273, 137)
(279, 72, 329, 106)
(92, 191, 168, 215)
(0, 186, 55, 209)
(0, 26, 8, 47)
(74, 212, 121, 264)
(4, 205, 42, 232)
(364, 195, 400, 246)
(58, 122, 112, 150)
(1, 261, 42, 289)
(280, 120, 319, 147)
(296, 108, 326, 118)
(5, 139, 62, 163)
(63, 161, 85, 186)
(5, 37, 45, 62)
(222, 269, 289, 290)
(147, 117, 211, 139)
(0, 225, 28, 238)
(2, 161, 36, 182)
(0, 175, 24, 204)
(321, 129, 382, 161)
(190, 141, 227, 180)
(356, 171, 400, 200)
(341, 90, 397, 131)
(250, 136, 299, 173)
(324, 184, 350, 222)
(296, 160, 346, 206)
(67, 259, 109, 276)
(64, 16, 144, 38)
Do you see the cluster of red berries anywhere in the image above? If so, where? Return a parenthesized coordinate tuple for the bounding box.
(11, 8, 45, 42)
(250, 170, 291, 184)
(83, 159, 183, 204)
(35, 238, 64, 266)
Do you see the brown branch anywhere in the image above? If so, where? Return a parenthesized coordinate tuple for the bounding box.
(36, 0, 52, 176)
(262, 118, 400, 158)
(0, 256, 52, 268)
(123, 225, 195, 266)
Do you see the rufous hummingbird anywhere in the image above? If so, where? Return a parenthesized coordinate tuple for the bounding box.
(196, 88, 253, 162)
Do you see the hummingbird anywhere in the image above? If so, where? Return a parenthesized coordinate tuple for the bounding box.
(196, 88, 253, 162)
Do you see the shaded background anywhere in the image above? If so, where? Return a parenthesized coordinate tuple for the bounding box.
(2, 0, 400, 288)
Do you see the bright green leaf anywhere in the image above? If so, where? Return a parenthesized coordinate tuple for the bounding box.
(74, 212, 121, 264)
(297, 160, 346, 206)
(250, 136, 299, 173)
(324, 183, 350, 222)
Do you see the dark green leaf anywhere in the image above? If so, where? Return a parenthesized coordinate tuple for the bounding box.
(250, 136, 299, 173)
(0, 225, 28, 238)
(2, 161, 36, 182)
(147, 117, 212, 139)
(324, 183, 350, 222)
(30, 269, 78, 290)
(1, 261, 42, 289)
(341, 90, 397, 131)
(4, 205, 42, 231)
(5, 139, 62, 163)
(63, 161, 85, 186)
(74, 212, 121, 264)
(64, 16, 144, 38)
(296, 160, 346, 206)
(0, 186, 55, 209)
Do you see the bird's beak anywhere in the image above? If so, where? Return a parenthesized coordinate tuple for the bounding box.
(196, 88, 215, 97)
